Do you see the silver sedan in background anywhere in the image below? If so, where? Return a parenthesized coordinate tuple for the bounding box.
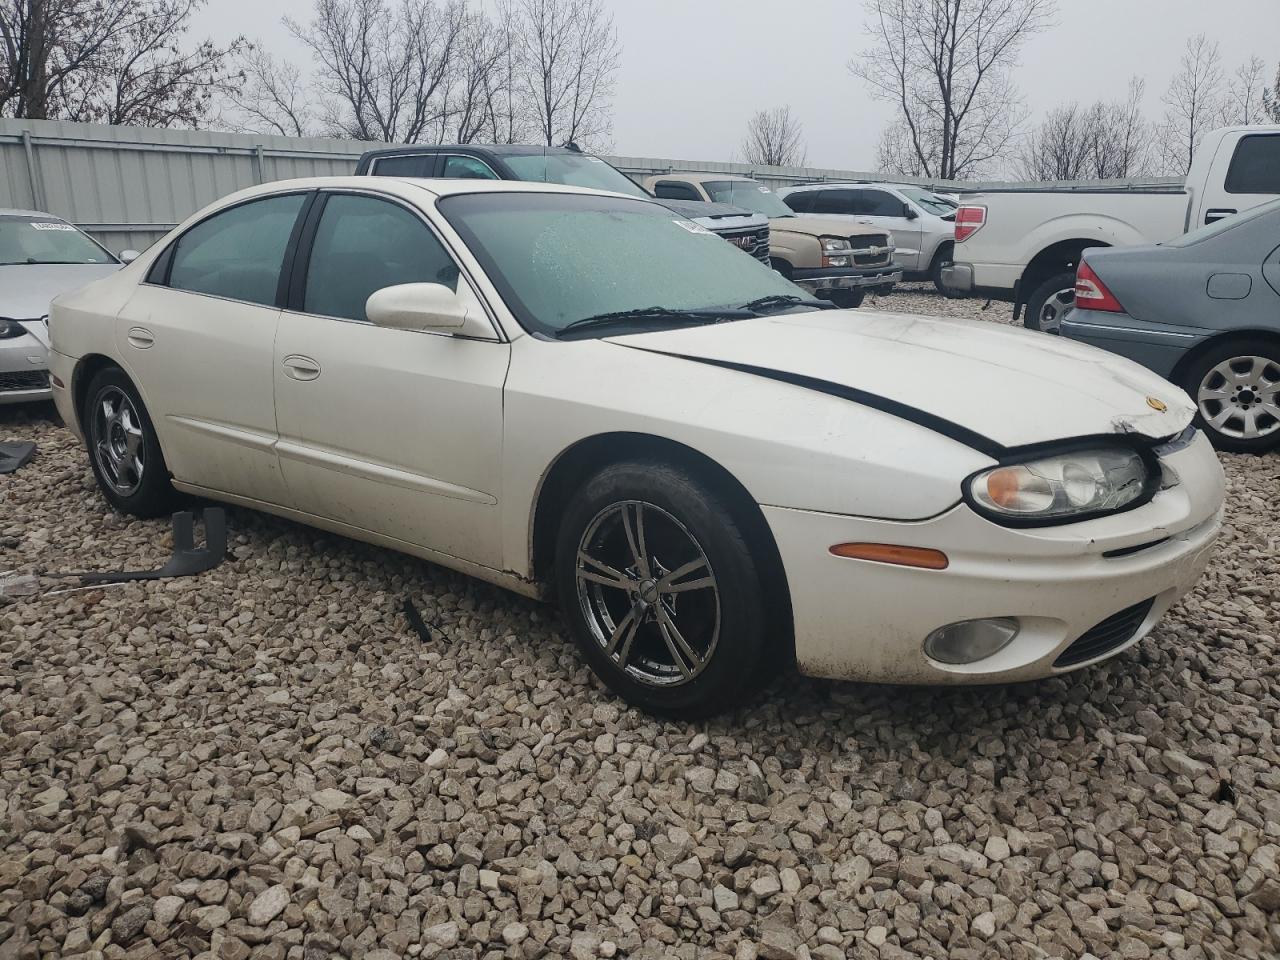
(1, 210, 130, 404)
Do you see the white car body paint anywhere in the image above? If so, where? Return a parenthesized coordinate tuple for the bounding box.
(49, 176, 1225, 686)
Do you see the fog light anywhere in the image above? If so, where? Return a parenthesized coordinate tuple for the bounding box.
(924, 618, 1019, 664)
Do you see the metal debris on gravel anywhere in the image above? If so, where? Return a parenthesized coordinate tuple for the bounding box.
(1, 292, 1278, 960)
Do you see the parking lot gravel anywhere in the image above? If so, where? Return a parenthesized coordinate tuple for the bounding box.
(2, 293, 1279, 960)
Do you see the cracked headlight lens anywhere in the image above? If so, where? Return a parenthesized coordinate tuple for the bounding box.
(967, 448, 1152, 524)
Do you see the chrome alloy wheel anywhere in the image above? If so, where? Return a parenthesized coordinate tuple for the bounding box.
(574, 501, 720, 687)
(92, 386, 146, 496)
(1197, 355, 1280, 440)
(1037, 287, 1073, 335)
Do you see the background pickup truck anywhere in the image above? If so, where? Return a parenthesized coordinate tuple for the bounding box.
(943, 125, 1280, 329)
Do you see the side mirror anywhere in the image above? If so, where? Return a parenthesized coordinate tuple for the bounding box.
(902, 204, 919, 221)
(119, 249, 141, 263)
(366, 282, 468, 331)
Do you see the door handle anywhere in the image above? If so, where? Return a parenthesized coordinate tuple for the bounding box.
(126, 326, 155, 349)
(1204, 208, 1237, 224)
(282, 355, 321, 381)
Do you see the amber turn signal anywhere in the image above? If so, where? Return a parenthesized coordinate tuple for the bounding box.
(828, 542, 949, 570)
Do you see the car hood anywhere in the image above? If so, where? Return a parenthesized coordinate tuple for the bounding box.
(656, 197, 760, 223)
(0, 263, 121, 320)
(606, 309, 1194, 452)
(771, 214, 884, 238)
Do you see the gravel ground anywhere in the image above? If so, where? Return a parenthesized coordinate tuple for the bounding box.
(2, 290, 1279, 960)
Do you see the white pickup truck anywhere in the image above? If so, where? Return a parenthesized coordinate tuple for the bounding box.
(942, 125, 1280, 329)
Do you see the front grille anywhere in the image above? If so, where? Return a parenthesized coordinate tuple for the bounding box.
(718, 226, 771, 263)
(850, 232, 892, 267)
(1054, 598, 1154, 668)
(0, 370, 49, 393)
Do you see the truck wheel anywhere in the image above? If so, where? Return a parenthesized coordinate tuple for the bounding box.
(827, 290, 865, 309)
(1179, 339, 1280, 454)
(1025, 271, 1075, 333)
(930, 244, 954, 295)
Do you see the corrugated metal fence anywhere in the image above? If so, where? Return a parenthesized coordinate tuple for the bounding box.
(0, 118, 1183, 254)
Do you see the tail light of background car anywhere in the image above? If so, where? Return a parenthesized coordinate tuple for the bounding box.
(1074, 261, 1125, 313)
(954, 205, 986, 242)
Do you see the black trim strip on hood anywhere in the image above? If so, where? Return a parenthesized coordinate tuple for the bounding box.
(627, 348, 1006, 457)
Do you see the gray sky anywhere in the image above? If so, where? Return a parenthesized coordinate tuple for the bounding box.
(195, 0, 1280, 168)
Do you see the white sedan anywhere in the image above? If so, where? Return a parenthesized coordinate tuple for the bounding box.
(49, 178, 1225, 717)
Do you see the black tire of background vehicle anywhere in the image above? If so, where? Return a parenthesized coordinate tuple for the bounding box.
(83, 366, 179, 517)
(554, 460, 774, 718)
(1024, 270, 1077, 332)
(930, 245, 954, 295)
(1179, 338, 1280, 454)
(769, 258, 793, 279)
(827, 289, 865, 309)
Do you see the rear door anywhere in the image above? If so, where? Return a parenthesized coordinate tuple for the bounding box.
(118, 191, 310, 504)
(1197, 132, 1280, 226)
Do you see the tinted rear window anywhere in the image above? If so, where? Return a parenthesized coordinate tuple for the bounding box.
(1225, 135, 1280, 195)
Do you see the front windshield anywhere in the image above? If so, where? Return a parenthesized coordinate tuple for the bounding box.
(897, 187, 955, 217)
(439, 192, 810, 337)
(0, 216, 115, 265)
(703, 180, 795, 218)
(503, 153, 650, 199)
(1165, 197, 1280, 247)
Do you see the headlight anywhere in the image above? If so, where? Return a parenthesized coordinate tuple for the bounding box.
(966, 447, 1154, 525)
(821, 237, 851, 253)
(0, 319, 27, 340)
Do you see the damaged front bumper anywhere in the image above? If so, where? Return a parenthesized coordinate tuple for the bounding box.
(764, 429, 1225, 684)
(790, 266, 902, 296)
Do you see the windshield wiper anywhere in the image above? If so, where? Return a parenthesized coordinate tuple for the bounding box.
(737, 294, 833, 314)
(555, 306, 753, 339)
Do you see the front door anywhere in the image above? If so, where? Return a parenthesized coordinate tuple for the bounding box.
(273, 191, 510, 568)
(116, 192, 310, 504)
(853, 188, 923, 272)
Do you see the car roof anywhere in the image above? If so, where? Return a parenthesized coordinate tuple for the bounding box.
(361, 144, 584, 159)
(0, 208, 66, 219)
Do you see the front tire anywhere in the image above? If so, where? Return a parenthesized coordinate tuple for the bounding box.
(930, 243, 954, 295)
(1180, 340, 1280, 453)
(554, 461, 774, 718)
(827, 289, 865, 309)
(1024, 271, 1075, 333)
(83, 367, 177, 517)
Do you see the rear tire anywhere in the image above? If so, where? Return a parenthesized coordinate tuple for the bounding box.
(554, 460, 774, 718)
(83, 367, 177, 517)
(1179, 339, 1280, 453)
(1024, 271, 1075, 333)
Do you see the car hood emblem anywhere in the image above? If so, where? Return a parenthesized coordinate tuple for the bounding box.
(1146, 396, 1168, 412)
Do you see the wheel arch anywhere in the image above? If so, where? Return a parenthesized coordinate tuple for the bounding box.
(1018, 238, 1111, 311)
(1170, 328, 1280, 389)
(72, 353, 123, 433)
(529, 432, 795, 654)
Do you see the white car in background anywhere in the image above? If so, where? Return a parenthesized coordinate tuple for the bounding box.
(49, 178, 1224, 717)
(1, 209, 131, 404)
(778, 181, 958, 291)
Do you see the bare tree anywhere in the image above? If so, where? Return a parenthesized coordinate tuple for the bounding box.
(287, 0, 468, 142)
(874, 118, 931, 177)
(1265, 61, 1280, 123)
(851, 0, 1054, 180)
(1157, 34, 1225, 175)
(740, 105, 807, 167)
(514, 0, 620, 147)
(1017, 78, 1151, 181)
(1220, 55, 1268, 125)
(223, 46, 315, 137)
(1, 0, 241, 125)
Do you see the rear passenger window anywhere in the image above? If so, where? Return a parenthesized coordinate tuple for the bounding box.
(441, 155, 499, 180)
(1225, 135, 1280, 194)
(652, 180, 703, 201)
(370, 155, 429, 177)
(303, 194, 460, 323)
(167, 194, 306, 306)
(811, 190, 858, 216)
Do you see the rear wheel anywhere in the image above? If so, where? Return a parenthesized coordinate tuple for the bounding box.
(83, 367, 177, 517)
(1024, 271, 1075, 334)
(1180, 339, 1280, 453)
(554, 460, 774, 718)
